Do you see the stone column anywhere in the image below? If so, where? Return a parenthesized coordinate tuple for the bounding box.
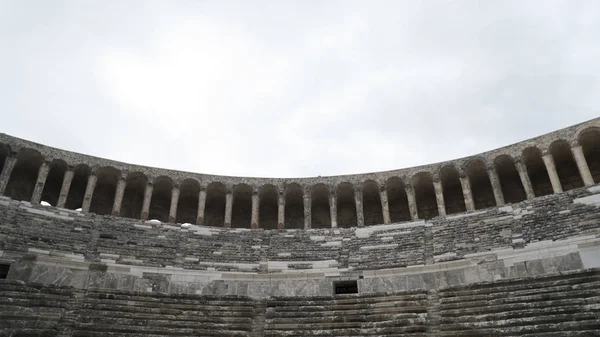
(379, 187, 391, 224)
(224, 190, 233, 228)
(31, 161, 50, 204)
(432, 174, 446, 217)
(542, 151, 563, 193)
(0, 155, 17, 196)
(571, 142, 594, 186)
(56, 168, 74, 208)
(515, 157, 535, 200)
(405, 185, 418, 220)
(329, 192, 337, 228)
(355, 186, 364, 227)
(487, 165, 505, 206)
(196, 188, 206, 226)
(111, 178, 126, 216)
(277, 193, 284, 229)
(168, 185, 180, 223)
(81, 173, 97, 213)
(251, 191, 259, 229)
(303, 193, 311, 229)
(459, 171, 475, 211)
(140, 182, 153, 220)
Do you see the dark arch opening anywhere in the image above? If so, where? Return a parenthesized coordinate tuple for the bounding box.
(465, 159, 495, 210)
(550, 140, 583, 191)
(311, 184, 331, 228)
(522, 147, 552, 197)
(40, 159, 67, 206)
(65, 164, 91, 210)
(204, 182, 225, 227)
(259, 184, 278, 230)
(336, 183, 357, 228)
(579, 127, 600, 183)
(121, 172, 147, 219)
(386, 177, 410, 223)
(440, 166, 466, 215)
(149, 176, 173, 222)
(362, 180, 383, 226)
(5, 148, 43, 201)
(411, 172, 438, 220)
(494, 155, 526, 204)
(284, 183, 304, 229)
(176, 179, 200, 224)
(0, 144, 10, 179)
(232, 184, 252, 228)
(90, 166, 119, 215)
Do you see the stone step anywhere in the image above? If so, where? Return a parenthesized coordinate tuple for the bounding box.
(265, 312, 425, 325)
(440, 311, 599, 331)
(263, 325, 428, 336)
(79, 299, 255, 313)
(76, 309, 255, 323)
(267, 292, 428, 306)
(266, 300, 428, 313)
(438, 319, 600, 336)
(0, 328, 61, 337)
(440, 304, 600, 324)
(265, 305, 427, 319)
(73, 316, 253, 330)
(70, 323, 252, 336)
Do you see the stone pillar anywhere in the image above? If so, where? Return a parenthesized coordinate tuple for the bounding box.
(168, 185, 180, 223)
(459, 171, 475, 211)
(277, 193, 284, 229)
(432, 174, 446, 217)
(571, 142, 594, 186)
(405, 185, 418, 220)
(380, 187, 391, 224)
(487, 165, 505, 206)
(81, 173, 97, 213)
(251, 191, 259, 229)
(542, 151, 563, 193)
(111, 178, 126, 216)
(515, 157, 535, 200)
(196, 188, 206, 226)
(0, 155, 16, 196)
(31, 161, 50, 204)
(329, 192, 337, 228)
(355, 186, 364, 227)
(56, 168, 74, 208)
(140, 182, 153, 220)
(303, 194, 311, 229)
(224, 190, 233, 228)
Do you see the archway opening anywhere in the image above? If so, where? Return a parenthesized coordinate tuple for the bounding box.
(40, 160, 67, 206)
(336, 183, 357, 228)
(550, 140, 583, 191)
(494, 155, 526, 204)
(411, 172, 438, 220)
(232, 184, 252, 228)
(90, 167, 119, 215)
(259, 184, 278, 230)
(386, 177, 410, 223)
(362, 180, 383, 226)
(465, 159, 495, 210)
(311, 184, 331, 228)
(522, 147, 552, 197)
(204, 182, 225, 227)
(120, 172, 147, 219)
(284, 183, 304, 229)
(5, 149, 43, 201)
(579, 127, 600, 183)
(149, 176, 173, 222)
(176, 179, 200, 224)
(65, 165, 91, 210)
(440, 166, 466, 215)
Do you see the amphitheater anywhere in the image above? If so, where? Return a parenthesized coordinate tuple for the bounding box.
(1, 118, 600, 336)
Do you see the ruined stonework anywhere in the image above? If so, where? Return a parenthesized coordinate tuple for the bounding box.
(1, 118, 600, 336)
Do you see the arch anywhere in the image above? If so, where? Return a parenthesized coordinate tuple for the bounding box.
(386, 177, 410, 223)
(336, 182, 357, 228)
(5, 148, 43, 201)
(494, 155, 526, 204)
(522, 147, 552, 197)
(311, 183, 331, 228)
(204, 182, 226, 227)
(440, 166, 466, 215)
(40, 159, 68, 206)
(90, 166, 120, 215)
(65, 164, 91, 210)
(121, 172, 147, 219)
(411, 172, 438, 220)
(284, 183, 304, 229)
(362, 180, 383, 226)
(232, 184, 252, 228)
(259, 184, 278, 230)
(578, 127, 600, 183)
(550, 140, 583, 191)
(465, 159, 495, 210)
(0, 144, 10, 178)
(176, 178, 200, 224)
(148, 176, 173, 222)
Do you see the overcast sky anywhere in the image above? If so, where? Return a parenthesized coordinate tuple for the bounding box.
(1, 1, 599, 178)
